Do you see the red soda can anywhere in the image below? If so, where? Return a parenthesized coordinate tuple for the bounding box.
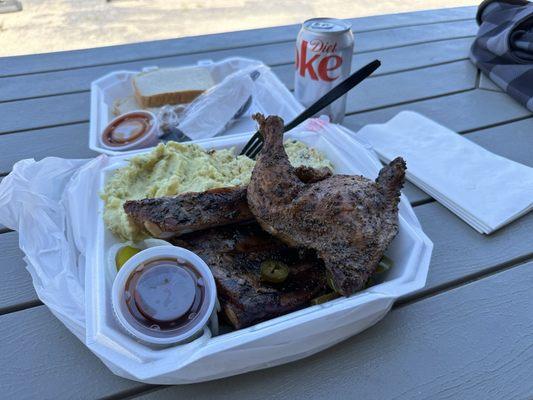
(295, 18, 354, 123)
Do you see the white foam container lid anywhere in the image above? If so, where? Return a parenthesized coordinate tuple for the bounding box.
(85, 118, 433, 384)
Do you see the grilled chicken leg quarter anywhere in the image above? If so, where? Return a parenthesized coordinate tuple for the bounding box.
(247, 114, 407, 296)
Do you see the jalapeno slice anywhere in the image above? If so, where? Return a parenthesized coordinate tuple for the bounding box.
(116, 245, 141, 270)
(376, 255, 394, 274)
(311, 292, 340, 305)
(260, 260, 289, 283)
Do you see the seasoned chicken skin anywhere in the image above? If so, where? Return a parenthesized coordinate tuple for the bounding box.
(247, 114, 406, 296)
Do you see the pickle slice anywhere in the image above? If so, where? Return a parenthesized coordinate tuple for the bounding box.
(376, 255, 394, 274)
(260, 260, 289, 283)
(116, 246, 141, 270)
(311, 292, 340, 305)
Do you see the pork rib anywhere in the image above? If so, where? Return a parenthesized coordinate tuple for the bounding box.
(124, 165, 332, 238)
(173, 223, 327, 329)
(124, 186, 251, 238)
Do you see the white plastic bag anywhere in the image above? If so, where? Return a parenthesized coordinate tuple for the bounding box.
(166, 59, 300, 141)
(220, 58, 302, 124)
(167, 65, 256, 140)
(0, 156, 108, 340)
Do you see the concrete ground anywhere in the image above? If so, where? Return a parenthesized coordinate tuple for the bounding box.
(0, 0, 478, 57)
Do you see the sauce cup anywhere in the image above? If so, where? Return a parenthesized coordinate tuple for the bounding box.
(112, 246, 217, 346)
(101, 110, 159, 151)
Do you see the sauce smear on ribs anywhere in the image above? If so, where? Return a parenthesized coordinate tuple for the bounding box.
(247, 114, 406, 296)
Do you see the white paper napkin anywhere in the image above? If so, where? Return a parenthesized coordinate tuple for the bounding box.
(356, 111, 533, 234)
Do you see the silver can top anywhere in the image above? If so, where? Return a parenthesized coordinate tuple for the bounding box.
(303, 18, 351, 34)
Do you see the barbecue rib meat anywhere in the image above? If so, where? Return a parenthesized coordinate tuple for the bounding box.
(173, 223, 327, 329)
(124, 165, 332, 238)
(247, 114, 406, 296)
(124, 187, 252, 238)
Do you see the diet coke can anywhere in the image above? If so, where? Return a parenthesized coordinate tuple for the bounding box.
(295, 18, 354, 123)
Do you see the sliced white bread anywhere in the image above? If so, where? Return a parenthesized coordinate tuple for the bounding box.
(133, 66, 214, 108)
(112, 96, 161, 116)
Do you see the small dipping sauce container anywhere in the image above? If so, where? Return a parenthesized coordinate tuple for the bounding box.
(112, 246, 217, 346)
(101, 110, 159, 151)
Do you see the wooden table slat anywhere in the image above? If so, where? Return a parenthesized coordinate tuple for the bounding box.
(414, 203, 533, 296)
(0, 123, 97, 175)
(277, 36, 474, 91)
(345, 60, 477, 114)
(0, 7, 476, 78)
(138, 261, 533, 400)
(1, 91, 529, 181)
(0, 112, 530, 311)
(1, 6, 532, 399)
(0, 59, 478, 135)
(0, 92, 89, 134)
(2, 190, 532, 320)
(344, 89, 533, 133)
(1, 260, 531, 400)
(0, 306, 143, 399)
(0, 232, 36, 313)
(0, 35, 475, 103)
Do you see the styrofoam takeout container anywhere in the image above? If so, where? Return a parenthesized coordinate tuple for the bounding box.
(85, 119, 433, 384)
(89, 57, 304, 156)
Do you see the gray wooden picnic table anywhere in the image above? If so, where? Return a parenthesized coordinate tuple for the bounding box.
(0, 5, 532, 400)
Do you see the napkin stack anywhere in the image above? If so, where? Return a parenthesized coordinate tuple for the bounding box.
(356, 111, 533, 234)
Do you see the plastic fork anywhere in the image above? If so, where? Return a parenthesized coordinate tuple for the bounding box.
(240, 59, 381, 159)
